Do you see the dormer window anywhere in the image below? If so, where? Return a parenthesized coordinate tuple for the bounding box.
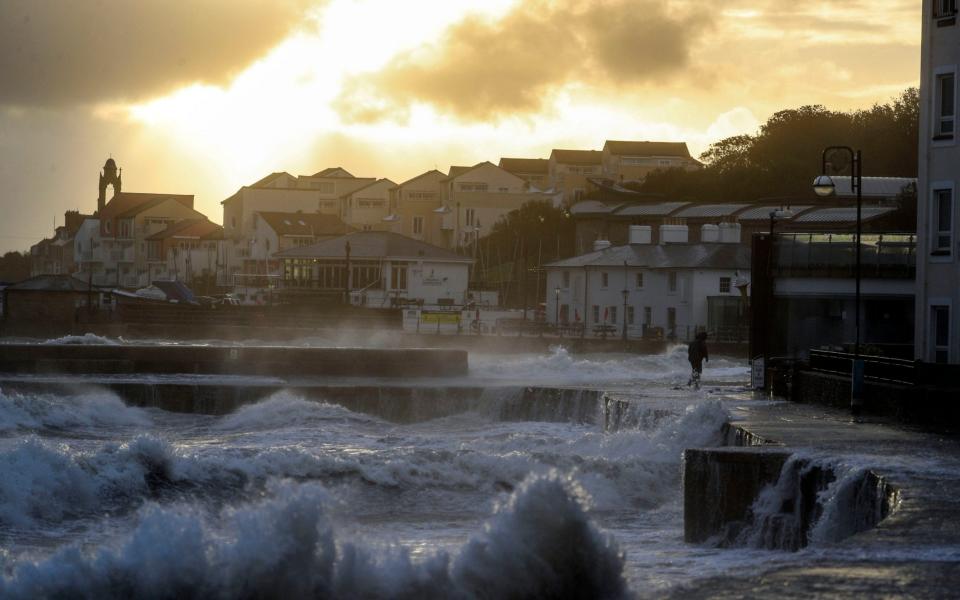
(935, 0, 957, 18)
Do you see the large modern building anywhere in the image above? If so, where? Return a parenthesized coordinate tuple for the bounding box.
(916, 1, 960, 363)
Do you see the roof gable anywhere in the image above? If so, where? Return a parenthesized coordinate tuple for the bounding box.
(101, 193, 195, 220)
(256, 211, 355, 237)
(312, 167, 355, 178)
(603, 140, 692, 158)
(549, 149, 602, 165)
(393, 169, 446, 190)
(499, 158, 549, 174)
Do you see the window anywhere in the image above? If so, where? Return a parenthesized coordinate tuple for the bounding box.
(562, 271, 570, 288)
(667, 307, 677, 334)
(627, 306, 635, 325)
(609, 306, 617, 324)
(934, 188, 953, 256)
(658, 159, 672, 167)
(358, 199, 384, 208)
(311, 182, 336, 193)
(668, 271, 678, 293)
(408, 191, 437, 201)
(459, 182, 488, 192)
(231, 216, 237, 229)
(592, 304, 600, 323)
(413, 216, 423, 235)
(465, 208, 476, 226)
(391, 264, 408, 290)
(635, 272, 643, 288)
(936, 72, 955, 137)
(935, 0, 957, 18)
(932, 305, 950, 363)
(644, 306, 652, 325)
(601, 272, 609, 288)
(559, 304, 569, 324)
(720, 277, 731, 293)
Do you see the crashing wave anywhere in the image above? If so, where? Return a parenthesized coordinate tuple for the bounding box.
(0, 472, 629, 599)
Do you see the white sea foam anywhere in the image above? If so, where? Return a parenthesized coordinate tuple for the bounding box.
(0, 473, 629, 599)
(40, 333, 121, 345)
(0, 390, 151, 432)
(470, 345, 749, 384)
(213, 392, 381, 432)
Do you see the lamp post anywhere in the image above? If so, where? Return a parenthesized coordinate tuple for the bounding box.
(812, 146, 864, 416)
(554, 286, 561, 336)
(622, 260, 629, 342)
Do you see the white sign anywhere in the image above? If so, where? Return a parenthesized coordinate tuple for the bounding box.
(751, 357, 765, 390)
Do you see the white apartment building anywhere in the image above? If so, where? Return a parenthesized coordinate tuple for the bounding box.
(916, 0, 960, 363)
(545, 224, 749, 340)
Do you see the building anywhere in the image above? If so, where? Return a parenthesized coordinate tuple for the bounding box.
(145, 219, 226, 292)
(30, 210, 92, 277)
(342, 178, 396, 231)
(548, 149, 603, 204)
(438, 161, 558, 249)
(386, 170, 447, 246)
(222, 168, 377, 282)
(915, 1, 960, 363)
(545, 224, 750, 340)
(601, 140, 702, 182)
(498, 158, 551, 189)
(1, 274, 102, 336)
(97, 192, 205, 288)
(274, 230, 472, 307)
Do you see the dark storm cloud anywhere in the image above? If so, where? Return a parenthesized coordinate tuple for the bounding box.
(334, 0, 711, 123)
(0, 0, 314, 107)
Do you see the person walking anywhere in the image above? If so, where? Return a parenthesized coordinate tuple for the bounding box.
(687, 331, 709, 389)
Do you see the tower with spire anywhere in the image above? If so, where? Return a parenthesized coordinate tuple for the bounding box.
(97, 157, 122, 214)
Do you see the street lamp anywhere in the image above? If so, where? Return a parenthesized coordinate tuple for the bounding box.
(554, 286, 561, 336)
(812, 146, 864, 416)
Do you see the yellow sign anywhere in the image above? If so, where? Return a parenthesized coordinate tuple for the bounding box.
(421, 311, 460, 324)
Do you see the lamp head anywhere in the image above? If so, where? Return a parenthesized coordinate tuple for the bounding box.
(812, 174, 836, 197)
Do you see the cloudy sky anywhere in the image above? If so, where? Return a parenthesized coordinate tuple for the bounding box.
(0, 0, 919, 252)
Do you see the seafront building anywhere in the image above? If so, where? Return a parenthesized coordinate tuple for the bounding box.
(544, 224, 750, 340)
(915, 0, 960, 363)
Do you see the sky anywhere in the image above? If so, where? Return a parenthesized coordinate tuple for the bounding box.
(0, 0, 920, 252)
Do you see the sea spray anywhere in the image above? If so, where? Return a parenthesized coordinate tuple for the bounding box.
(0, 390, 151, 433)
(0, 473, 628, 599)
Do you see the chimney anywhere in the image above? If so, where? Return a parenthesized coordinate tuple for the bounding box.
(700, 224, 720, 243)
(659, 224, 688, 244)
(719, 222, 742, 244)
(593, 239, 612, 252)
(628, 225, 652, 244)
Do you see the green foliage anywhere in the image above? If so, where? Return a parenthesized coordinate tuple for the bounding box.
(639, 88, 919, 202)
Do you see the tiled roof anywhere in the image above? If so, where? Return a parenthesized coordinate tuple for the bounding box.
(250, 172, 294, 188)
(499, 158, 549, 174)
(275, 231, 471, 262)
(793, 206, 897, 224)
(312, 167, 355, 178)
(736, 206, 813, 221)
(613, 202, 690, 216)
(340, 178, 396, 198)
(101, 193, 195, 220)
(546, 242, 750, 270)
(391, 169, 446, 190)
(550, 149, 602, 165)
(6, 274, 95, 292)
(672, 203, 751, 218)
(570, 200, 620, 215)
(603, 140, 692, 158)
(257, 211, 354, 237)
(147, 219, 224, 241)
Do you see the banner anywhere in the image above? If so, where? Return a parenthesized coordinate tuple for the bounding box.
(421, 311, 460, 325)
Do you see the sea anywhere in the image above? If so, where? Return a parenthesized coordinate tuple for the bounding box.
(0, 341, 890, 598)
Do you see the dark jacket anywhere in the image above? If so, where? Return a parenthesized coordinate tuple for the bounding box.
(688, 338, 708, 366)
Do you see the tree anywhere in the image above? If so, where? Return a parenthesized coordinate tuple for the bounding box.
(0, 251, 31, 283)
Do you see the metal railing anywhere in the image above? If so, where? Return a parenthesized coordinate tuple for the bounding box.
(808, 349, 915, 385)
